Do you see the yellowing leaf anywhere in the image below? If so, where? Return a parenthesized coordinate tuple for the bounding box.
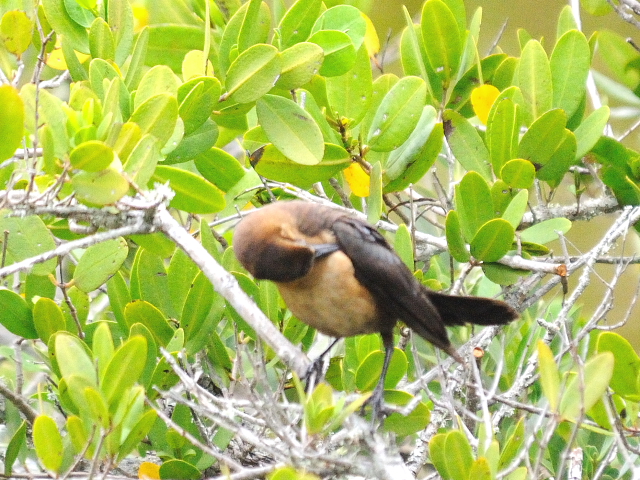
(361, 12, 379, 56)
(46, 48, 90, 71)
(138, 462, 160, 479)
(471, 84, 500, 125)
(132, 4, 149, 32)
(344, 163, 370, 197)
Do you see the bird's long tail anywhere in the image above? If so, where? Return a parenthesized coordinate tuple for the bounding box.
(427, 290, 518, 327)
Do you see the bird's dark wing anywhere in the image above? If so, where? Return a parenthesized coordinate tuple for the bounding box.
(331, 217, 453, 351)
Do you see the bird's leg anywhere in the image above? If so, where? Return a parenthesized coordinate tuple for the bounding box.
(367, 331, 395, 420)
(305, 337, 341, 393)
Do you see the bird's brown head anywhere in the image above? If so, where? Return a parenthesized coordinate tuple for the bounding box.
(233, 203, 317, 283)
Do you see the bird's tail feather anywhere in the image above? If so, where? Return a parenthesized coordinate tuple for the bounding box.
(427, 291, 518, 327)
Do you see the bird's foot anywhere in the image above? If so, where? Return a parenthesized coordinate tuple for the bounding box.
(304, 355, 326, 393)
(363, 384, 392, 424)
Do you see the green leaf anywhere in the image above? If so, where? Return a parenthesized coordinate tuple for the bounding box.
(421, 0, 462, 86)
(135, 65, 180, 110)
(381, 390, 431, 437)
(92, 322, 114, 379)
(89, 17, 115, 61)
(367, 161, 383, 224)
(107, 272, 131, 334)
(277, 0, 322, 50)
(84, 386, 110, 428)
(276, 42, 324, 91)
(482, 262, 527, 286)
(498, 417, 526, 468)
(550, 30, 590, 118)
(312, 5, 366, 52)
(33, 415, 64, 473)
(596, 332, 640, 399)
(559, 352, 614, 422)
(537, 340, 560, 411)
(178, 77, 221, 135)
(42, 0, 89, 53)
(0, 214, 57, 275)
(367, 76, 426, 152)
(501, 159, 535, 189)
(257, 94, 324, 165)
(159, 459, 202, 480)
(33, 298, 66, 344)
(518, 39, 553, 123)
(536, 129, 577, 187)
(501, 189, 528, 229)
(146, 25, 206, 73)
(181, 272, 214, 351)
(444, 430, 474, 480)
(518, 109, 568, 168)
(0, 85, 25, 162)
(237, 0, 271, 53)
(101, 336, 148, 407)
(470, 218, 515, 262)
(123, 134, 161, 187)
(130, 93, 179, 145)
(307, 29, 357, 77)
(581, 0, 613, 15)
(574, 105, 609, 160)
(325, 44, 372, 125)
(429, 434, 451, 480)
(125, 26, 149, 90)
(124, 300, 174, 347)
(73, 237, 128, 292)
(117, 409, 157, 462)
(0, 289, 37, 339)
(520, 218, 571, 244)
(355, 347, 407, 392)
(487, 98, 520, 174)
(4, 420, 27, 476)
(151, 166, 225, 214)
(455, 171, 494, 241)
(252, 143, 349, 187)
(1, 10, 33, 56)
(108, 0, 134, 65)
(394, 224, 414, 269)
(469, 458, 492, 480)
(443, 109, 492, 180)
(164, 119, 219, 164)
(446, 211, 470, 263)
(55, 333, 97, 384)
(70, 140, 115, 172)
(194, 147, 245, 191)
(224, 43, 281, 104)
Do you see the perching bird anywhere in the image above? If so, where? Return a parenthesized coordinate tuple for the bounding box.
(233, 200, 518, 416)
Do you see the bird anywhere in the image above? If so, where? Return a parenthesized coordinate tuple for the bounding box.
(233, 200, 519, 417)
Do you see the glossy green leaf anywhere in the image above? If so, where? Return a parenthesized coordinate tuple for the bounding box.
(146, 25, 206, 72)
(394, 224, 414, 270)
(33, 298, 66, 344)
(307, 29, 357, 77)
(124, 300, 174, 347)
(325, 44, 372, 125)
(257, 94, 324, 165)
(237, 0, 271, 53)
(84, 386, 110, 428)
(151, 165, 225, 214)
(107, 272, 131, 334)
(482, 262, 527, 286)
(42, 0, 89, 53)
(88, 58, 120, 99)
(277, 0, 322, 49)
(0, 214, 57, 275)
(55, 333, 97, 384)
(501, 189, 528, 229)
(596, 332, 640, 399)
(92, 322, 114, 380)
(33, 415, 64, 473)
(108, 0, 134, 65)
(252, 143, 349, 187)
(125, 26, 149, 90)
(367, 161, 383, 223)
(117, 409, 157, 462)
(130, 93, 179, 145)
(536, 129, 577, 187)
(224, 44, 281, 104)
(134, 248, 174, 318)
(501, 159, 535, 189)
(177, 77, 221, 135)
(181, 272, 214, 348)
(421, 0, 462, 85)
(101, 336, 147, 406)
(135, 65, 180, 110)
(0, 86, 23, 162)
(148, 353, 180, 399)
(164, 119, 219, 164)
(520, 217, 571, 244)
(0, 289, 37, 339)
(518, 109, 567, 168)
(4, 420, 27, 476)
(355, 347, 407, 392)
(537, 340, 560, 411)
(518, 39, 553, 123)
(367, 76, 426, 152)
(1, 10, 33, 56)
(487, 98, 519, 174)
(381, 390, 430, 437)
(73, 237, 128, 293)
(499, 417, 526, 469)
(429, 434, 451, 480)
(443, 109, 492, 180)
(159, 459, 202, 480)
(445, 430, 474, 480)
(64, 0, 95, 27)
(550, 30, 590, 118)
(455, 171, 494, 241)
(446, 211, 470, 262)
(194, 147, 245, 191)
(70, 140, 115, 172)
(470, 218, 514, 262)
(312, 5, 366, 51)
(276, 42, 324, 91)
(60, 287, 89, 331)
(574, 105, 610, 160)
(559, 352, 614, 422)
(89, 17, 115, 61)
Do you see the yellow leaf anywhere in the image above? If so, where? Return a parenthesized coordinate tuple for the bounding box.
(471, 84, 500, 125)
(344, 163, 370, 197)
(182, 50, 215, 81)
(138, 462, 161, 480)
(361, 12, 380, 57)
(46, 46, 90, 71)
(132, 4, 149, 32)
